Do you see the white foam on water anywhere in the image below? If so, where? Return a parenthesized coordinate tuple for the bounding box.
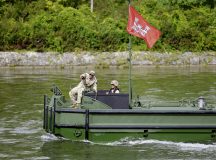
(29, 156, 50, 160)
(40, 133, 59, 142)
(100, 138, 216, 151)
(175, 142, 215, 151)
(81, 139, 94, 144)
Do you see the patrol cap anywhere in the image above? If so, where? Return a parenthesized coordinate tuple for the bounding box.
(80, 73, 86, 79)
(111, 80, 119, 87)
(89, 70, 95, 76)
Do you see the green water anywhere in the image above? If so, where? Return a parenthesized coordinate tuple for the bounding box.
(0, 66, 216, 159)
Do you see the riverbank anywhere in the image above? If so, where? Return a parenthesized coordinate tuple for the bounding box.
(0, 51, 216, 67)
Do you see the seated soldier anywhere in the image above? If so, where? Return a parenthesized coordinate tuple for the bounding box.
(109, 80, 120, 94)
(69, 73, 87, 108)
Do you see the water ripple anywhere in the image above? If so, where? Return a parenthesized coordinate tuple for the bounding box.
(10, 127, 41, 134)
(0, 153, 12, 158)
(29, 156, 50, 160)
(0, 138, 20, 144)
(0, 127, 12, 134)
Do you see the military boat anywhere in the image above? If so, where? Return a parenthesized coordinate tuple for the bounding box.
(43, 85, 216, 142)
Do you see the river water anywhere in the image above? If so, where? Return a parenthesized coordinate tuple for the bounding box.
(0, 66, 216, 160)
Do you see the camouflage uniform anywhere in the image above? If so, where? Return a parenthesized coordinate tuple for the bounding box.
(85, 71, 97, 93)
(69, 73, 88, 105)
(69, 71, 97, 105)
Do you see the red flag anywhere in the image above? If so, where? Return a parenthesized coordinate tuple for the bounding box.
(127, 5, 161, 48)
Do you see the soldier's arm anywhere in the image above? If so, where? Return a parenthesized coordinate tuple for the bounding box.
(92, 82, 97, 92)
(85, 73, 91, 86)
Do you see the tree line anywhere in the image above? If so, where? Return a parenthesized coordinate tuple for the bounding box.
(0, 0, 215, 53)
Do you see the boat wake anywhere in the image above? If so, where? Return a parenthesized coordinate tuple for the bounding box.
(40, 134, 216, 151)
(40, 133, 60, 142)
(99, 138, 216, 151)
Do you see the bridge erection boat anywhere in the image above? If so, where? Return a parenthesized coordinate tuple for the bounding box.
(43, 2, 216, 143)
(43, 85, 216, 142)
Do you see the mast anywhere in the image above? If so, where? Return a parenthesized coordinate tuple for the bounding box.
(128, 35, 132, 108)
(128, 0, 132, 108)
(90, 0, 93, 12)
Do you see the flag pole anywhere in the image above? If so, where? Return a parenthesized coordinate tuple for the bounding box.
(128, 0, 132, 108)
(90, 0, 93, 12)
(126, 1, 161, 108)
(128, 35, 132, 108)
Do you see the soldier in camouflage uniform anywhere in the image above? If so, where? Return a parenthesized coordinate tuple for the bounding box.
(69, 71, 97, 108)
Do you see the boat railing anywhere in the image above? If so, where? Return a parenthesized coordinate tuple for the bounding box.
(132, 97, 215, 110)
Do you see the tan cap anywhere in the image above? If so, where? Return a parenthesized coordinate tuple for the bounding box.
(111, 80, 119, 87)
(80, 73, 86, 79)
(89, 70, 95, 76)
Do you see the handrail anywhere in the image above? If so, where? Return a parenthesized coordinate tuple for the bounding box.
(54, 108, 216, 114)
(55, 124, 216, 129)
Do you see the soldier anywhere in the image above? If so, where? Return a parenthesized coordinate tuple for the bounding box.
(69, 71, 97, 108)
(85, 70, 97, 93)
(109, 80, 120, 94)
(69, 73, 87, 108)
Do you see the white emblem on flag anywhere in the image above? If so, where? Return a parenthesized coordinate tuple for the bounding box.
(132, 17, 150, 37)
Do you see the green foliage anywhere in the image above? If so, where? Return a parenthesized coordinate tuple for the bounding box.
(56, 0, 88, 8)
(0, 0, 216, 52)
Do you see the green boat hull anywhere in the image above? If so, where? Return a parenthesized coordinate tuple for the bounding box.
(54, 128, 216, 142)
(44, 92, 216, 142)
